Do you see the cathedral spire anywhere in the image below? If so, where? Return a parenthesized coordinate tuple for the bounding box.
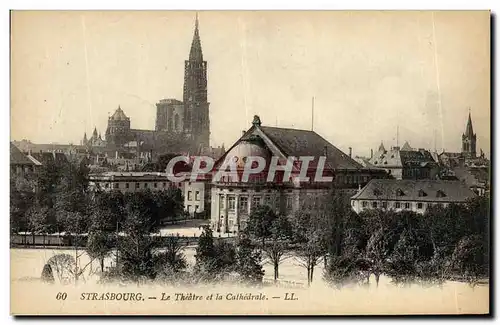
(189, 12, 203, 62)
(465, 109, 474, 137)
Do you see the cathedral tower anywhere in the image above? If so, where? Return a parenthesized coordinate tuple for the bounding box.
(462, 110, 477, 158)
(183, 14, 210, 150)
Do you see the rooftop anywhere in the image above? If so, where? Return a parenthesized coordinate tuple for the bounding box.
(351, 179, 477, 202)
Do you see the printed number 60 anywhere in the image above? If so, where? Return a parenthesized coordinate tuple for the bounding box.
(56, 292, 67, 300)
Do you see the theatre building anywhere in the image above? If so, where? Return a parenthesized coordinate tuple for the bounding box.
(210, 115, 386, 233)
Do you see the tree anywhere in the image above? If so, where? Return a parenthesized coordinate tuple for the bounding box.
(41, 263, 55, 284)
(156, 236, 187, 276)
(364, 227, 390, 287)
(46, 254, 76, 285)
(118, 209, 158, 283)
(194, 225, 217, 280)
(155, 187, 184, 225)
(56, 211, 92, 284)
(234, 234, 264, 284)
(450, 235, 488, 285)
(86, 229, 113, 274)
(294, 229, 326, 286)
(213, 241, 237, 276)
(10, 170, 36, 233)
(246, 205, 277, 247)
(25, 205, 49, 246)
(262, 215, 293, 282)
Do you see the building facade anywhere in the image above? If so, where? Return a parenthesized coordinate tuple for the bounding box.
(155, 99, 184, 132)
(88, 172, 181, 193)
(350, 179, 477, 214)
(368, 142, 439, 180)
(209, 115, 386, 233)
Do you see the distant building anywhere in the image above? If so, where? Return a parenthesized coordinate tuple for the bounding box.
(82, 15, 211, 155)
(462, 111, 477, 159)
(10, 143, 38, 176)
(83, 127, 107, 147)
(350, 179, 477, 214)
(88, 171, 181, 193)
(183, 172, 212, 219)
(155, 99, 184, 132)
(368, 142, 439, 180)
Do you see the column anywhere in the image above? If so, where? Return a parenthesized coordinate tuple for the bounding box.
(234, 193, 240, 233)
(224, 193, 229, 233)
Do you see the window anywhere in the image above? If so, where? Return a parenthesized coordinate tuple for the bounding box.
(125, 183, 130, 189)
(105, 183, 109, 188)
(195, 191, 200, 201)
(264, 195, 271, 206)
(239, 196, 248, 212)
(404, 202, 411, 209)
(417, 202, 423, 209)
(219, 195, 225, 209)
(228, 196, 236, 211)
(286, 196, 293, 209)
(382, 201, 387, 209)
(163, 182, 166, 187)
(195, 205, 199, 212)
(395, 202, 401, 209)
(135, 183, 140, 189)
(144, 183, 148, 188)
(418, 190, 427, 197)
(114, 183, 119, 189)
(252, 196, 261, 208)
(372, 201, 378, 208)
(154, 182, 157, 188)
(373, 188, 382, 196)
(362, 201, 367, 208)
(436, 190, 447, 198)
(188, 191, 193, 200)
(396, 189, 405, 196)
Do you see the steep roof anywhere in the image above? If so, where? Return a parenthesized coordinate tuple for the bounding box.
(351, 179, 477, 202)
(30, 151, 69, 166)
(369, 147, 402, 168)
(10, 143, 34, 165)
(189, 14, 203, 62)
(258, 126, 362, 170)
(110, 106, 129, 121)
(464, 111, 475, 137)
(401, 141, 413, 151)
(399, 149, 436, 167)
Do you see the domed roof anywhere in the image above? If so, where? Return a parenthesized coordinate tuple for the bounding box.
(110, 105, 129, 121)
(223, 139, 271, 169)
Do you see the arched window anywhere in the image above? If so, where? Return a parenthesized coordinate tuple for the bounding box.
(174, 114, 179, 131)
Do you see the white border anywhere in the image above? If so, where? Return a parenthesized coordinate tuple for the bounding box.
(2, 1, 498, 324)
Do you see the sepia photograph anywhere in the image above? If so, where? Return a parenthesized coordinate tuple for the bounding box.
(9, 10, 491, 315)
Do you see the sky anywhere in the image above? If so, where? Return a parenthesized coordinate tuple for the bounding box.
(10, 11, 491, 157)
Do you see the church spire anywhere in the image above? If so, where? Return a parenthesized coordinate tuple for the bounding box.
(465, 109, 474, 137)
(189, 12, 203, 62)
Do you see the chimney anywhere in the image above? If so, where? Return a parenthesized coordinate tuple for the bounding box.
(348, 147, 352, 158)
(323, 146, 328, 158)
(370, 149, 373, 159)
(115, 151, 118, 159)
